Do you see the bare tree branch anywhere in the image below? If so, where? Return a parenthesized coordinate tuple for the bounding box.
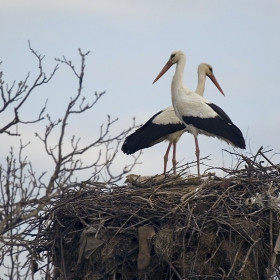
(0, 46, 141, 279)
(0, 42, 58, 136)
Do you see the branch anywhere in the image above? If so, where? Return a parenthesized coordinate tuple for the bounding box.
(0, 42, 58, 136)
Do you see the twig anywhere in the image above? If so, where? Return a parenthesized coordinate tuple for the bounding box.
(238, 238, 261, 274)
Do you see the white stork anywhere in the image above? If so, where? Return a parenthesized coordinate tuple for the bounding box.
(122, 63, 224, 174)
(153, 51, 246, 176)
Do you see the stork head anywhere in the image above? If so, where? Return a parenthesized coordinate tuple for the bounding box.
(198, 63, 225, 96)
(153, 50, 185, 84)
(169, 50, 186, 64)
(198, 63, 213, 77)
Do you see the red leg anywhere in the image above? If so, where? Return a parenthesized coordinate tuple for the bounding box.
(194, 136, 200, 176)
(172, 142, 177, 175)
(164, 142, 172, 174)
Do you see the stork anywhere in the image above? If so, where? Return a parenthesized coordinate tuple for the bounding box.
(153, 51, 246, 176)
(122, 63, 224, 174)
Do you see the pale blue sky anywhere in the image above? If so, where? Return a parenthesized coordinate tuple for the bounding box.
(1, 0, 280, 180)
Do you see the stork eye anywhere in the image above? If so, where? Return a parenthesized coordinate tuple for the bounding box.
(209, 67, 213, 72)
(170, 54, 175, 59)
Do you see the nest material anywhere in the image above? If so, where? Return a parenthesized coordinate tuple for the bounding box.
(34, 150, 280, 279)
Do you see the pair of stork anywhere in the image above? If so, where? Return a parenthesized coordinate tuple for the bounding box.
(122, 51, 246, 176)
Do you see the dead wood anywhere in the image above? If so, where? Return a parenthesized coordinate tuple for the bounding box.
(31, 148, 280, 279)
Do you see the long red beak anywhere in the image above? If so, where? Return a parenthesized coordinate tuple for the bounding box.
(153, 60, 174, 84)
(208, 74, 225, 96)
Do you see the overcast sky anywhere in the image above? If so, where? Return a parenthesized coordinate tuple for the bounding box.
(1, 0, 280, 182)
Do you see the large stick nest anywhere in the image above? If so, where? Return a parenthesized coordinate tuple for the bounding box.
(33, 148, 280, 279)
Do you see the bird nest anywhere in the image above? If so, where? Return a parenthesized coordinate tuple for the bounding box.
(33, 148, 280, 279)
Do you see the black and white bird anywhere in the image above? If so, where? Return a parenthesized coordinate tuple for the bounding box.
(122, 63, 224, 174)
(153, 51, 246, 176)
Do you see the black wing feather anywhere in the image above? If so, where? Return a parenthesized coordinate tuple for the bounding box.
(207, 103, 233, 123)
(182, 103, 246, 149)
(122, 110, 186, 154)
